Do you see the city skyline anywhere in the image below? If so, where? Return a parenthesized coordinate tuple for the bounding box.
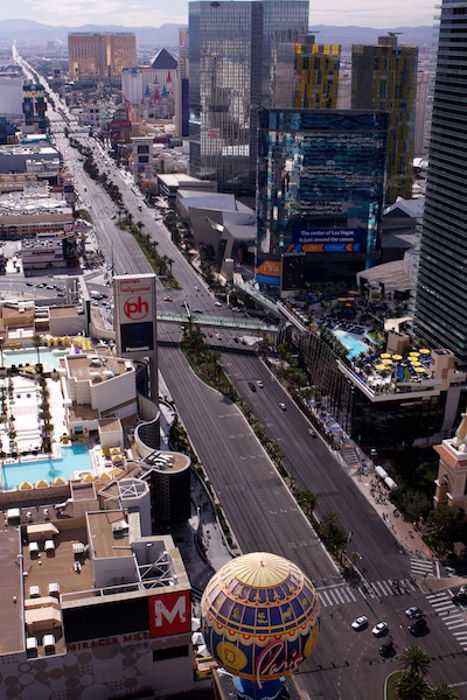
(0, 0, 436, 30)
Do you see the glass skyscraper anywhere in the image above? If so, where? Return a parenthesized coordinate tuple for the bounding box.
(351, 36, 418, 205)
(188, 0, 308, 194)
(256, 109, 387, 291)
(413, 0, 467, 369)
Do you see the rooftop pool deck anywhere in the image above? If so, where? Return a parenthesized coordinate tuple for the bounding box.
(1, 445, 92, 490)
(2, 348, 69, 371)
(333, 329, 369, 359)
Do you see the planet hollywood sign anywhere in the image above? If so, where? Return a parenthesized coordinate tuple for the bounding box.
(117, 278, 154, 325)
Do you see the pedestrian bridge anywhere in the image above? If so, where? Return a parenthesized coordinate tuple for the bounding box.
(157, 311, 279, 334)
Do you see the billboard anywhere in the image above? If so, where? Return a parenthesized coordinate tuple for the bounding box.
(148, 590, 191, 638)
(114, 274, 157, 358)
(255, 255, 281, 287)
(288, 228, 364, 254)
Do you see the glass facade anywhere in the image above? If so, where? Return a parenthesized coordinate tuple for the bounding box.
(352, 40, 418, 205)
(188, 0, 308, 194)
(413, 0, 467, 369)
(256, 109, 387, 290)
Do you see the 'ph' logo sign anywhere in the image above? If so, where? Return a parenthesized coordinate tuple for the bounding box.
(123, 295, 149, 320)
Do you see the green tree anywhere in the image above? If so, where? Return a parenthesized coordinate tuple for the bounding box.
(430, 685, 459, 700)
(298, 490, 319, 519)
(425, 505, 467, 553)
(396, 672, 431, 700)
(399, 646, 431, 676)
(318, 512, 348, 555)
(33, 334, 43, 365)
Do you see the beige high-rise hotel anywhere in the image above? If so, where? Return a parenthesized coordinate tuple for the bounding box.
(68, 32, 136, 83)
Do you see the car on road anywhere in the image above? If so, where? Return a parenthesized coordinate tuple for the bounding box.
(193, 308, 203, 314)
(308, 428, 317, 438)
(233, 336, 239, 343)
(453, 586, 467, 603)
(25, 282, 33, 286)
(279, 403, 287, 411)
(372, 622, 388, 636)
(379, 638, 394, 656)
(163, 296, 173, 302)
(409, 618, 428, 635)
(256, 380, 263, 388)
(207, 331, 213, 337)
(248, 382, 257, 392)
(351, 616, 368, 631)
(404, 606, 423, 619)
(214, 301, 222, 307)
(215, 333, 222, 340)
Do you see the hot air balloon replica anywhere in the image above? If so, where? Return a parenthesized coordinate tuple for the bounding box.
(201, 552, 319, 700)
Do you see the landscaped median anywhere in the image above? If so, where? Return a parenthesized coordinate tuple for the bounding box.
(385, 671, 403, 700)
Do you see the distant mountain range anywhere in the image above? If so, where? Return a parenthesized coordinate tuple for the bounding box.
(0, 19, 435, 49)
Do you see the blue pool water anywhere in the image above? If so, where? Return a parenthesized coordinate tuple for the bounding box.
(2, 348, 67, 371)
(333, 330, 369, 359)
(1, 445, 92, 490)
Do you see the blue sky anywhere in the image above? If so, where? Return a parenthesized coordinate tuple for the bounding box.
(0, 0, 436, 28)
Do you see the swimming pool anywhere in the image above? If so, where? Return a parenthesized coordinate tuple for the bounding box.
(2, 348, 67, 371)
(333, 330, 369, 360)
(1, 445, 92, 490)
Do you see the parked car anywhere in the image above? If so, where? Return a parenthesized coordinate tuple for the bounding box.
(163, 296, 173, 302)
(379, 638, 394, 656)
(215, 333, 222, 340)
(351, 616, 368, 631)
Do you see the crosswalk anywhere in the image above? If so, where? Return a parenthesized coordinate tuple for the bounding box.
(410, 557, 436, 578)
(427, 590, 467, 650)
(316, 578, 419, 608)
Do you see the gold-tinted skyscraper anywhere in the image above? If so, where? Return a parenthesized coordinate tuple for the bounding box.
(68, 33, 136, 83)
(294, 37, 340, 109)
(351, 35, 418, 205)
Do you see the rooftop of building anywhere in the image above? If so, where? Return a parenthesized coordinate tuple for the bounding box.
(150, 48, 177, 71)
(64, 354, 134, 382)
(48, 306, 79, 319)
(383, 196, 425, 218)
(87, 509, 130, 559)
(357, 259, 412, 292)
(0, 519, 23, 655)
(0, 190, 72, 217)
(0, 143, 59, 156)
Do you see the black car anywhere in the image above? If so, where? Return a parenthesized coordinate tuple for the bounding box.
(379, 638, 394, 657)
(409, 618, 428, 635)
(248, 382, 257, 392)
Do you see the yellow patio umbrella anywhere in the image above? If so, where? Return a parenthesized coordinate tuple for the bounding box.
(382, 358, 393, 364)
(19, 481, 33, 490)
(36, 479, 49, 488)
(410, 360, 421, 366)
(82, 473, 95, 482)
(415, 367, 426, 373)
(419, 348, 430, 355)
(409, 351, 420, 356)
(110, 467, 124, 477)
(110, 447, 120, 455)
(111, 454, 123, 463)
(392, 354, 403, 360)
(380, 353, 391, 358)
(98, 471, 111, 481)
(54, 477, 66, 485)
(375, 364, 387, 370)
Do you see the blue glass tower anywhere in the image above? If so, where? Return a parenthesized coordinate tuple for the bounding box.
(256, 109, 387, 291)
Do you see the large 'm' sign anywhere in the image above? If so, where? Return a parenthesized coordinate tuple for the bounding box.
(148, 591, 191, 638)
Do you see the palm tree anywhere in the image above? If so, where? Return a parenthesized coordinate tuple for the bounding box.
(431, 685, 459, 700)
(399, 646, 431, 677)
(33, 334, 43, 365)
(396, 672, 431, 700)
(299, 490, 319, 519)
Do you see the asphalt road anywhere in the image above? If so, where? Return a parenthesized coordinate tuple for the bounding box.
(219, 352, 410, 583)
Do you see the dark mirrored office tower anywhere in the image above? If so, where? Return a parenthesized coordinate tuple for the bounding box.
(256, 109, 387, 292)
(413, 0, 467, 369)
(188, 0, 308, 195)
(352, 36, 418, 205)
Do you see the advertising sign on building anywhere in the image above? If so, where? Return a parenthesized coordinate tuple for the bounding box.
(148, 590, 191, 638)
(290, 228, 364, 253)
(113, 274, 157, 355)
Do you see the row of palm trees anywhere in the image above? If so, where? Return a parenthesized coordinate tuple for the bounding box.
(396, 646, 458, 699)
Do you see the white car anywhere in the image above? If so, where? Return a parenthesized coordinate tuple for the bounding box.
(256, 380, 264, 388)
(351, 616, 368, 631)
(215, 333, 222, 340)
(214, 301, 222, 307)
(372, 622, 389, 636)
(279, 403, 286, 411)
